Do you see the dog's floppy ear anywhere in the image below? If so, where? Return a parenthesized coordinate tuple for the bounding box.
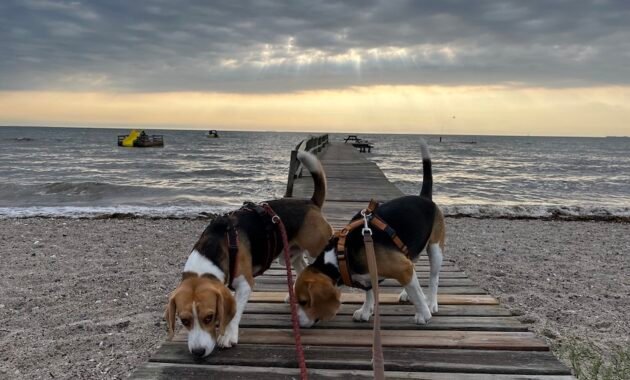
(306, 279, 341, 320)
(165, 289, 179, 340)
(306, 280, 317, 308)
(214, 286, 236, 336)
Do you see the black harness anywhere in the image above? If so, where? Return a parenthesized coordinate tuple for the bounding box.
(224, 202, 280, 287)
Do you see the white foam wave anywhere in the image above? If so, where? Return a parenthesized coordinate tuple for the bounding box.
(0, 205, 235, 219)
(1, 203, 629, 220)
(442, 204, 630, 220)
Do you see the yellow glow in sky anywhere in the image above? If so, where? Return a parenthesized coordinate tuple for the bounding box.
(1, 85, 629, 136)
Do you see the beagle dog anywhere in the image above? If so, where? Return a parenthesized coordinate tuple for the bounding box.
(294, 139, 445, 327)
(165, 151, 333, 358)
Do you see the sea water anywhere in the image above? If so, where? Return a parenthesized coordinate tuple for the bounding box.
(1, 127, 628, 219)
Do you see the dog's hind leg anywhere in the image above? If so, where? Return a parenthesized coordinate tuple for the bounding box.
(403, 268, 432, 324)
(352, 289, 374, 322)
(427, 243, 443, 313)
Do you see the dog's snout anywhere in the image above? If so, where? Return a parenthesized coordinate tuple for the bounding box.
(191, 348, 206, 358)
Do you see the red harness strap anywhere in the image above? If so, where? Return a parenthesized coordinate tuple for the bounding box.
(335, 199, 409, 288)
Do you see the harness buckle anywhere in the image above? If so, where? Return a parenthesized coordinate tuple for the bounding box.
(361, 209, 372, 235)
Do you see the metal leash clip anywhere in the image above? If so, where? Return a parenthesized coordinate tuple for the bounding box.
(361, 209, 372, 235)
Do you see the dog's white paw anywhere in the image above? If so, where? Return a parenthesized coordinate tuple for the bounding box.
(413, 302, 433, 324)
(284, 293, 290, 304)
(414, 307, 433, 325)
(413, 313, 428, 324)
(217, 325, 238, 348)
(398, 290, 409, 303)
(427, 296, 439, 313)
(352, 307, 373, 322)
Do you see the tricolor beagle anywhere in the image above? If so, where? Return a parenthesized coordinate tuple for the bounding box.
(294, 139, 445, 327)
(165, 151, 333, 358)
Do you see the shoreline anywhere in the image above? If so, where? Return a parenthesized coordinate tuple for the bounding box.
(0, 217, 628, 379)
(1, 213, 629, 223)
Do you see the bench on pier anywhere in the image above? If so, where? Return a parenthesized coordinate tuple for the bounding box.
(344, 135, 374, 153)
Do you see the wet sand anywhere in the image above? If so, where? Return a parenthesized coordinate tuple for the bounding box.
(0, 217, 628, 379)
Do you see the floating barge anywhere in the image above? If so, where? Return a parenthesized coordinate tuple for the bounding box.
(117, 130, 164, 148)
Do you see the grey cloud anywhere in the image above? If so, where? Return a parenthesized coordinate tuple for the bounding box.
(1, 0, 629, 93)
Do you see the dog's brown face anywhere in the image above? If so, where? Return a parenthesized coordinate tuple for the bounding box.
(165, 274, 236, 358)
(294, 268, 341, 327)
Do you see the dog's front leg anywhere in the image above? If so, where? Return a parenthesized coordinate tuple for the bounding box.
(427, 243, 443, 313)
(352, 289, 374, 322)
(284, 248, 308, 303)
(403, 269, 432, 324)
(218, 275, 251, 348)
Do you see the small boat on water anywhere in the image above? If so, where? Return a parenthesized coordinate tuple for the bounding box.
(207, 130, 219, 138)
(117, 130, 164, 147)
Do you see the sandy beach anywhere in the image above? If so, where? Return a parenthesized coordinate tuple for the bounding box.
(0, 217, 628, 379)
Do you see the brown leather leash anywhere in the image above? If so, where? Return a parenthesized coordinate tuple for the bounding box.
(361, 209, 386, 380)
(260, 203, 309, 380)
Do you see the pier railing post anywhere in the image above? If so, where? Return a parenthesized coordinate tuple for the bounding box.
(285, 149, 299, 197)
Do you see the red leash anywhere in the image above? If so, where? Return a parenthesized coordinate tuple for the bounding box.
(262, 204, 308, 380)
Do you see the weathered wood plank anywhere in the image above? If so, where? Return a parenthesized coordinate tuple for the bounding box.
(149, 344, 571, 375)
(253, 283, 487, 294)
(263, 269, 468, 277)
(132, 363, 575, 380)
(173, 328, 549, 351)
(244, 303, 513, 317)
(236, 314, 527, 331)
(248, 292, 499, 305)
(255, 276, 475, 287)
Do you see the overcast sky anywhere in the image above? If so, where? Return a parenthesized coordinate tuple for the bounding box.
(2, 0, 629, 92)
(1, 1, 629, 135)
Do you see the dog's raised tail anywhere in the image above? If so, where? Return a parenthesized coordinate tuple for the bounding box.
(297, 151, 327, 208)
(420, 138, 433, 200)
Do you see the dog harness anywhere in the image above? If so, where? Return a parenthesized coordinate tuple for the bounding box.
(335, 199, 410, 289)
(224, 202, 280, 287)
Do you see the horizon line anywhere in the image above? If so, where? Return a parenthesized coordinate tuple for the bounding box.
(0, 124, 616, 139)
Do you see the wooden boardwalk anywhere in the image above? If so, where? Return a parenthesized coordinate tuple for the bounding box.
(131, 141, 573, 379)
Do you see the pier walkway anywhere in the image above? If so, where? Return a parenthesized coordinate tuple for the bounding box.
(131, 137, 573, 379)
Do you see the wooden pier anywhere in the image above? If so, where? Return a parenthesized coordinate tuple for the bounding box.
(131, 135, 573, 379)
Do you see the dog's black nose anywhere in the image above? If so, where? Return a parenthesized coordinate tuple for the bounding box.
(314, 319, 320, 324)
(191, 348, 206, 358)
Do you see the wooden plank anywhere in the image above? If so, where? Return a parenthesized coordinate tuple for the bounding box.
(253, 283, 487, 294)
(268, 260, 458, 268)
(244, 303, 513, 317)
(173, 329, 549, 351)
(150, 344, 571, 375)
(132, 363, 575, 380)
(255, 276, 475, 287)
(249, 292, 499, 305)
(236, 314, 527, 331)
(263, 269, 468, 278)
